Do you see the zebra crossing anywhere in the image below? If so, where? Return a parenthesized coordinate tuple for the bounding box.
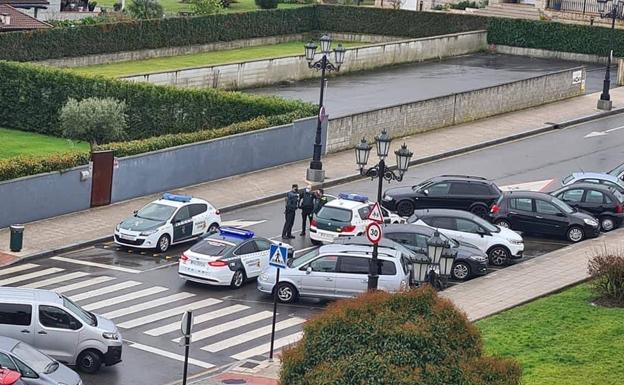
(0, 262, 309, 368)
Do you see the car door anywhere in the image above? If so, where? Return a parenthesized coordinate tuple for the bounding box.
(334, 256, 370, 298)
(234, 240, 262, 278)
(300, 255, 338, 297)
(172, 205, 193, 243)
(534, 199, 568, 236)
(189, 203, 209, 236)
(454, 218, 489, 251)
(507, 197, 535, 232)
(582, 190, 607, 217)
(418, 182, 451, 209)
(447, 182, 475, 210)
(252, 239, 273, 276)
(34, 305, 80, 364)
(557, 188, 585, 213)
(386, 232, 420, 253)
(0, 303, 34, 345)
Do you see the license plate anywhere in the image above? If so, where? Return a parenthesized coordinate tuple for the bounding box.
(318, 232, 334, 240)
(119, 233, 136, 241)
(190, 260, 204, 267)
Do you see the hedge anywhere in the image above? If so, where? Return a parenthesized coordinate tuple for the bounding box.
(281, 288, 522, 385)
(0, 61, 316, 140)
(0, 152, 90, 182)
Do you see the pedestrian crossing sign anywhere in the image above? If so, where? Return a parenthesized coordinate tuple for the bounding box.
(269, 244, 288, 269)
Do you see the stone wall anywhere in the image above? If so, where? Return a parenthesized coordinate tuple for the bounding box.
(492, 44, 611, 64)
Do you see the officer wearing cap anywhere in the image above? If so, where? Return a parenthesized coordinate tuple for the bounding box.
(282, 184, 299, 239)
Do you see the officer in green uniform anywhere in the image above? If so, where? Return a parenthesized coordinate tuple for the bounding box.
(299, 185, 316, 236)
(282, 184, 299, 239)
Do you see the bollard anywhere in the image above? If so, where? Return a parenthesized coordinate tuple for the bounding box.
(9, 225, 24, 252)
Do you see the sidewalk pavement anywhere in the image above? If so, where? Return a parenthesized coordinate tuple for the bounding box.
(1, 88, 624, 264)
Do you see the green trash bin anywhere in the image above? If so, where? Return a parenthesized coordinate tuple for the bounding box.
(9, 224, 24, 252)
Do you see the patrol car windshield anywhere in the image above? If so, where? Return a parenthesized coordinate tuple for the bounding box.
(289, 248, 319, 268)
(190, 239, 232, 256)
(137, 203, 176, 222)
(316, 207, 352, 222)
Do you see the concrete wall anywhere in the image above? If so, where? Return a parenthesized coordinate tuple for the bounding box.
(121, 31, 488, 90)
(0, 166, 91, 228)
(325, 67, 585, 152)
(492, 44, 611, 65)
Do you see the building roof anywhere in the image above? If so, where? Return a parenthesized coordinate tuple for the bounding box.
(0, 4, 52, 31)
(0, 0, 49, 8)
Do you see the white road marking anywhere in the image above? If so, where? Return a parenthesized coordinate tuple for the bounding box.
(53, 276, 115, 294)
(500, 179, 554, 192)
(128, 342, 214, 369)
(201, 317, 306, 353)
(147, 304, 248, 336)
(221, 219, 267, 228)
(82, 286, 168, 311)
(50, 256, 141, 274)
(0, 268, 64, 286)
(118, 298, 221, 329)
(0, 264, 39, 277)
(19, 272, 90, 289)
(231, 331, 304, 360)
(101, 292, 195, 319)
(69, 281, 141, 301)
(584, 125, 624, 138)
(178, 311, 274, 343)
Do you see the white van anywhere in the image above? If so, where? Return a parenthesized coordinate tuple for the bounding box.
(0, 288, 122, 374)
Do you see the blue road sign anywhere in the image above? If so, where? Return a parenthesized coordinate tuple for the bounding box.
(269, 244, 288, 269)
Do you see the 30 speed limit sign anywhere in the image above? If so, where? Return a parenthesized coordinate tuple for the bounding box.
(366, 222, 383, 245)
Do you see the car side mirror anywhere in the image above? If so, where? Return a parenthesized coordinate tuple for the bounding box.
(133, 210, 138, 216)
(477, 228, 487, 237)
(423, 189, 429, 196)
(306, 266, 313, 274)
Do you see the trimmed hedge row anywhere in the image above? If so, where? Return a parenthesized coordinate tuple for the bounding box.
(0, 61, 316, 140)
(0, 152, 90, 182)
(0, 7, 318, 62)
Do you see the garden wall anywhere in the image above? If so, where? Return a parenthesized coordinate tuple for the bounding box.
(120, 31, 488, 90)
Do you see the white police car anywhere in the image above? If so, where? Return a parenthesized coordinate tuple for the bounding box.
(114, 193, 222, 253)
(310, 193, 405, 244)
(178, 227, 293, 289)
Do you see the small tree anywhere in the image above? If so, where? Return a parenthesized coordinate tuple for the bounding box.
(127, 0, 163, 19)
(588, 251, 624, 306)
(60, 97, 127, 151)
(189, 0, 222, 15)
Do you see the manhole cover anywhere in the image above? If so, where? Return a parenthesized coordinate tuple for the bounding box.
(240, 362, 259, 369)
(222, 380, 246, 384)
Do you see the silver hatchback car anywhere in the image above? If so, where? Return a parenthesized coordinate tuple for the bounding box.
(0, 337, 81, 385)
(257, 244, 412, 303)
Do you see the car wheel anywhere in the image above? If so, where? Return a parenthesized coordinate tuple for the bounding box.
(451, 262, 471, 281)
(487, 246, 510, 266)
(567, 226, 585, 242)
(208, 222, 220, 233)
(77, 350, 103, 374)
(470, 204, 488, 218)
(495, 219, 511, 229)
(276, 282, 298, 304)
(396, 200, 415, 217)
(600, 217, 615, 232)
(156, 234, 170, 253)
(230, 269, 246, 289)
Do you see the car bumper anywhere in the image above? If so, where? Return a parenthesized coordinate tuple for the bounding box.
(114, 231, 160, 249)
(103, 346, 122, 366)
(381, 200, 397, 211)
(508, 243, 524, 259)
(584, 224, 601, 238)
(469, 260, 488, 276)
(257, 279, 275, 295)
(310, 227, 357, 244)
(178, 265, 234, 286)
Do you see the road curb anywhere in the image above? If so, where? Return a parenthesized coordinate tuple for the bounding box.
(11, 107, 624, 265)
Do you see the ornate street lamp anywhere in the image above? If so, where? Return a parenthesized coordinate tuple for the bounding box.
(426, 230, 450, 290)
(596, 0, 622, 111)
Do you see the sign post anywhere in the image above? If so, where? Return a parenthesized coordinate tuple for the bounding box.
(268, 243, 288, 360)
(180, 310, 193, 385)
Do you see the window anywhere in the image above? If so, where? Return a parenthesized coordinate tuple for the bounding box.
(560, 189, 584, 203)
(380, 260, 397, 275)
(12, 342, 55, 375)
(510, 198, 533, 212)
(449, 182, 490, 195)
(605, 194, 613, 204)
(173, 206, 191, 222)
(254, 239, 271, 251)
(190, 239, 230, 256)
(339, 256, 369, 274)
(291, 248, 319, 268)
(62, 297, 96, 327)
(0, 352, 17, 371)
(309, 256, 338, 272)
(427, 183, 450, 196)
(39, 306, 81, 330)
(585, 190, 605, 204)
(358, 206, 370, 220)
(428, 217, 456, 230)
(0, 303, 31, 326)
(386, 233, 414, 247)
(189, 204, 208, 217)
(535, 200, 560, 215)
(455, 218, 481, 233)
(316, 207, 352, 222)
(12, 356, 38, 378)
(235, 241, 259, 255)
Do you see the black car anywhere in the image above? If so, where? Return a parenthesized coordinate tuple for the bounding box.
(489, 191, 601, 242)
(382, 175, 502, 218)
(383, 224, 488, 281)
(550, 183, 624, 232)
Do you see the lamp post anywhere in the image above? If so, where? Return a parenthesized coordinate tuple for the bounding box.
(596, 0, 622, 111)
(304, 35, 347, 183)
(426, 230, 450, 290)
(354, 130, 413, 290)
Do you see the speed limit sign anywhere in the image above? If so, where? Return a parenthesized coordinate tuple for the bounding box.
(366, 222, 383, 245)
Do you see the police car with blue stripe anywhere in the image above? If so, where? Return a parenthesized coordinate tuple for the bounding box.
(178, 227, 293, 289)
(114, 193, 222, 253)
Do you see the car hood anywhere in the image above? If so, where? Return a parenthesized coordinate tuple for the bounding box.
(499, 227, 523, 241)
(95, 314, 118, 333)
(570, 210, 598, 221)
(384, 186, 417, 198)
(44, 361, 81, 385)
(119, 216, 164, 232)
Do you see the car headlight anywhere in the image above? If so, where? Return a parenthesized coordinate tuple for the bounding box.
(507, 239, 523, 245)
(584, 218, 599, 227)
(469, 255, 487, 263)
(259, 273, 269, 282)
(115, 224, 120, 231)
(140, 229, 158, 236)
(103, 332, 119, 340)
(383, 195, 393, 202)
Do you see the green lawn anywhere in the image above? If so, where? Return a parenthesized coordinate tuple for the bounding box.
(0, 128, 89, 159)
(96, 0, 305, 14)
(73, 40, 363, 77)
(478, 284, 624, 385)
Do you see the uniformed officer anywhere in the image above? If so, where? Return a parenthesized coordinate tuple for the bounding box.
(314, 188, 328, 215)
(299, 185, 316, 236)
(282, 184, 299, 240)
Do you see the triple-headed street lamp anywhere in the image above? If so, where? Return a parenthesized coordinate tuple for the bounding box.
(596, 0, 622, 111)
(354, 129, 413, 290)
(304, 35, 347, 182)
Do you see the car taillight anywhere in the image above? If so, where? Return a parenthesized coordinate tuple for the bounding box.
(617, 204, 623, 214)
(179, 254, 189, 263)
(311, 218, 317, 227)
(342, 225, 356, 232)
(208, 260, 228, 267)
(490, 204, 500, 214)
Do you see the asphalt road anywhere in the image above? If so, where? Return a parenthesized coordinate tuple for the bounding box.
(5, 113, 623, 385)
(246, 53, 615, 117)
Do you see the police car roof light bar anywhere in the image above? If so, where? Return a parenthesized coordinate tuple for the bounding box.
(338, 192, 369, 203)
(219, 227, 255, 239)
(162, 193, 192, 203)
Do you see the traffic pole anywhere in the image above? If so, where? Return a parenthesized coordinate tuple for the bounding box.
(269, 268, 280, 360)
(182, 311, 192, 385)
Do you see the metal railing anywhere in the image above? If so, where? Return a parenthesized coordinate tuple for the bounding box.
(546, 0, 601, 14)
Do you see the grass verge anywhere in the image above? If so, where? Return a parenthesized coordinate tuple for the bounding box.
(95, 0, 305, 15)
(72, 40, 362, 77)
(0, 128, 88, 160)
(477, 284, 624, 385)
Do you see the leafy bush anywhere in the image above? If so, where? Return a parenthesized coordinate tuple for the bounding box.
(127, 0, 164, 19)
(281, 288, 522, 385)
(60, 97, 127, 149)
(0, 153, 90, 182)
(588, 252, 624, 305)
(255, 0, 279, 8)
(189, 0, 223, 14)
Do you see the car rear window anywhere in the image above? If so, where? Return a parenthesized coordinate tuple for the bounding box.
(317, 207, 352, 222)
(0, 303, 31, 326)
(190, 239, 232, 256)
